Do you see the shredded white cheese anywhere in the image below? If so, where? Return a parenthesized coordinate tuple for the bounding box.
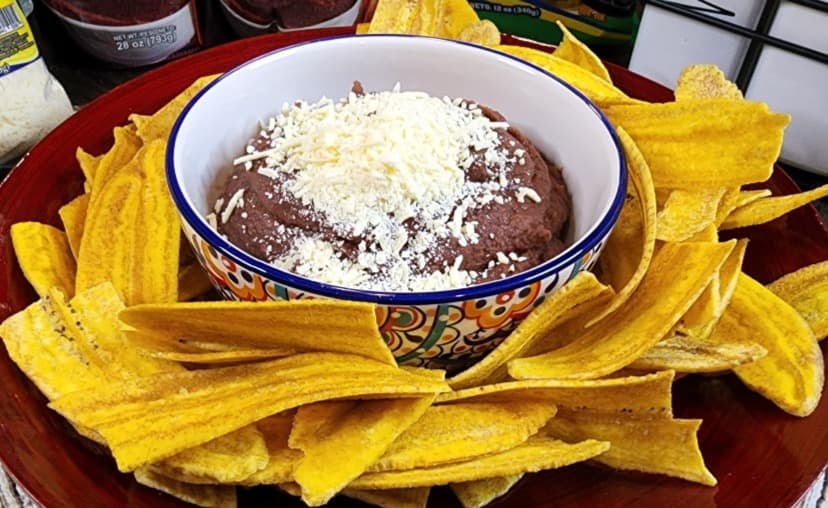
(219, 85, 552, 291)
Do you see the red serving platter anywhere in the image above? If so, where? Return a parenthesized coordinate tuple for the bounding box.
(0, 27, 826, 508)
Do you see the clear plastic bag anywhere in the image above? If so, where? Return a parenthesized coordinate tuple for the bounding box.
(0, 0, 73, 163)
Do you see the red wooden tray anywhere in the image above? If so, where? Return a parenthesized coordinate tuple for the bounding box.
(0, 27, 826, 508)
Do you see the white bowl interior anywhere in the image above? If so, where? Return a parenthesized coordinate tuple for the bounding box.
(173, 35, 621, 264)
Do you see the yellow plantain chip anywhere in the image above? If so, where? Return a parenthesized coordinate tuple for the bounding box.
(69, 282, 181, 378)
(451, 474, 523, 508)
(292, 397, 434, 506)
(727, 273, 824, 416)
(355, 22, 370, 34)
(155, 425, 269, 484)
(439, 370, 673, 419)
(589, 127, 657, 324)
(713, 187, 741, 227)
(409, 0, 444, 36)
(734, 188, 773, 209)
(133, 75, 219, 143)
(604, 100, 790, 189)
(630, 334, 766, 373)
(152, 348, 295, 365)
(368, 0, 419, 33)
(89, 125, 142, 196)
(687, 224, 718, 242)
(440, 0, 480, 38)
(456, 19, 500, 46)
(119, 299, 396, 365)
(509, 241, 734, 380)
(674, 64, 743, 101)
(656, 187, 727, 242)
(495, 45, 634, 106)
(49, 353, 449, 472)
(58, 193, 89, 260)
(349, 436, 608, 489)
(449, 272, 614, 389)
(133, 139, 181, 304)
(10, 222, 76, 298)
(178, 263, 214, 301)
(367, 400, 558, 473)
(345, 487, 430, 508)
(75, 149, 143, 299)
(76, 140, 180, 305)
(75, 148, 101, 192)
(768, 261, 828, 340)
(553, 21, 611, 82)
(0, 290, 104, 400)
(720, 184, 828, 230)
(239, 412, 302, 485)
(675, 239, 747, 341)
(543, 412, 717, 486)
(133, 468, 237, 508)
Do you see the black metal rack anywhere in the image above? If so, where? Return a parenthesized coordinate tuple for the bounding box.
(645, 0, 828, 90)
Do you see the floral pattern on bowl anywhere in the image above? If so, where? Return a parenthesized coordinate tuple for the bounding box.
(184, 221, 602, 370)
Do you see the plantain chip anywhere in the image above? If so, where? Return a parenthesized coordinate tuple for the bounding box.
(509, 241, 734, 380)
(75, 147, 101, 189)
(409, 0, 444, 36)
(440, 0, 479, 38)
(10, 222, 76, 298)
(604, 100, 790, 189)
(552, 21, 611, 82)
(49, 353, 449, 471)
(543, 412, 717, 486)
(58, 193, 89, 260)
(456, 19, 500, 46)
(88, 125, 142, 196)
(451, 474, 523, 508)
(239, 412, 302, 485)
(768, 261, 828, 340)
(133, 139, 181, 304)
(154, 425, 269, 484)
(349, 436, 608, 489)
(152, 348, 295, 365)
(494, 45, 634, 106)
(439, 370, 673, 419)
(0, 290, 104, 400)
(674, 238, 748, 340)
(119, 299, 395, 365)
(367, 400, 557, 472)
(720, 184, 828, 230)
(674, 64, 743, 101)
(133, 468, 237, 508)
(727, 273, 824, 416)
(630, 334, 766, 373)
(449, 272, 613, 389)
(132, 75, 219, 143)
(589, 127, 657, 324)
(291, 397, 434, 506)
(656, 187, 727, 242)
(75, 148, 143, 299)
(178, 262, 214, 301)
(368, 0, 419, 33)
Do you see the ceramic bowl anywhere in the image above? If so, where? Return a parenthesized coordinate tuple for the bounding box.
(167, 35, 626, 370)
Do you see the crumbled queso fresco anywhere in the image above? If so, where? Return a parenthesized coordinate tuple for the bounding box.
(209, 82, 570, 292)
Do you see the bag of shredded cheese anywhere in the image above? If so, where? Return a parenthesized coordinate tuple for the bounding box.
(0, 0, 73, 164)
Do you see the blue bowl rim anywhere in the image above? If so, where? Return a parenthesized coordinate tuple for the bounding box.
(166, 33, 628, 305)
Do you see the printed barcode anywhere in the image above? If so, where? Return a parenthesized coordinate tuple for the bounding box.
(0, 4, 22, 36)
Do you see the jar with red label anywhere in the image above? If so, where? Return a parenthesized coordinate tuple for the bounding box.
(220, 0, 362, 37)
(41, 0, 202, 66)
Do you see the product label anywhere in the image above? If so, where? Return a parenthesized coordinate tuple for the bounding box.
(0, 0, 38, 75)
